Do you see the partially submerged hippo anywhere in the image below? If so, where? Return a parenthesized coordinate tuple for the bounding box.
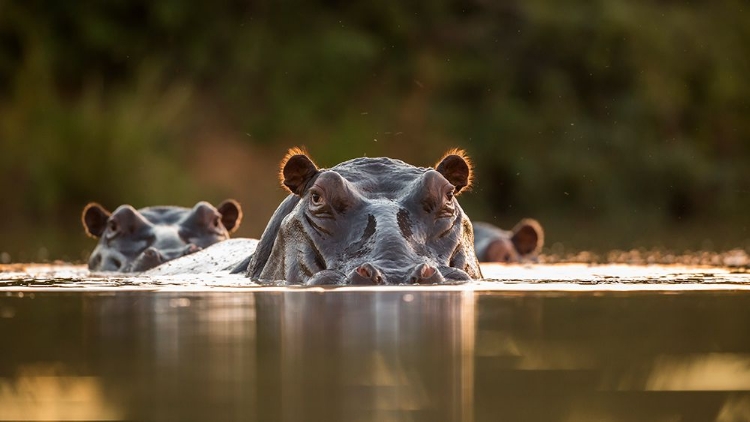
(241, 148, 482, 285)
(473, 219, 544, 263)
(82, 200, 242, 272)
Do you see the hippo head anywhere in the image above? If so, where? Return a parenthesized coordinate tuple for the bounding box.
(473, 219, 544, 263)
(82, 200, 242, 272)
(247, 148, 482, 285)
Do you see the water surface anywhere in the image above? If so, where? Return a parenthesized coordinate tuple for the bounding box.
(1, 265, 750, 421)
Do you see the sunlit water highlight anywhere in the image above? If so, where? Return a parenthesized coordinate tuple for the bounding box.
(0, 262, 748, 290)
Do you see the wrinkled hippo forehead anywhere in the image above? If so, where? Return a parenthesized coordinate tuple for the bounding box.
(327, 157, 433, 198)
(137, 206, 193, 225)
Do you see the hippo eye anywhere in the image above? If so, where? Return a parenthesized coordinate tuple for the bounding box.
(310, 192, 323, 205)
(104, 220, 120, 240)
(438, 189, 456, 218)
(212, 216, 221, 227)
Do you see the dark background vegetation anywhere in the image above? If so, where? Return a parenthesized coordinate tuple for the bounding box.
(1, 0, 748, 263)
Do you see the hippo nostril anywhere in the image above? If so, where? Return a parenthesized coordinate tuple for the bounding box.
(351, 263, 385, 285)
(144, 248, 159, 259)
(356, 264, 374, 279)
(410, 263, 443, 284)
(420, 264, 436, 279)
(357, 266, 370, 279)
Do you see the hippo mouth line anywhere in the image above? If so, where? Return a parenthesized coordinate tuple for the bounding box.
(127, 244, 202, 272)
(303, 261, 472, 286)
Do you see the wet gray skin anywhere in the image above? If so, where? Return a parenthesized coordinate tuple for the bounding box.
(243, 148, 482, 286)
(473, 219, 544, 263)
(82, 200, 242, 272)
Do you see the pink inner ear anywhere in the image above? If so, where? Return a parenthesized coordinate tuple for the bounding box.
(512, 226, 540, 255)
(82, 203, 111, 238)
(512, 219, 544, 255)
(218, 200, 242, 232)
(281, 152, 318, 195)
(435, 150, 473, 193)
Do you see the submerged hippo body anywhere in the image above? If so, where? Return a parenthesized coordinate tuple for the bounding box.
(473, 219, 544, 263)
(244, 148, 482, 285)
(82, 200, 242, 272)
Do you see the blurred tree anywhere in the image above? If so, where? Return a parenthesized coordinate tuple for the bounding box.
(0, 0, 748, 261)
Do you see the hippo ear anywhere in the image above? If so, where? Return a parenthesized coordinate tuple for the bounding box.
(82, 203, 111, 238)
(511, 218, 544, 256)
(280, 147, 319, 195)
(217, 199, 242, 233)
(435, 148, 473, 194)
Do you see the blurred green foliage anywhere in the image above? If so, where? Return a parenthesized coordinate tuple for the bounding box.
(0, 0, 748, 261)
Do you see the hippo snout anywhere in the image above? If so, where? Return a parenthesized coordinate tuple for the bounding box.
(129, 247, 166, 272)
(130, 244, 202, 272)
(143, 247, 161, 260)
(89, 252, 125, 272)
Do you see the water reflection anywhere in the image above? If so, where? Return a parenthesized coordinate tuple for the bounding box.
(268, 291, 475, 421)
(644, 354, 750, 391)
(1, 290, 750, 421)
(0, 364, 121, 421)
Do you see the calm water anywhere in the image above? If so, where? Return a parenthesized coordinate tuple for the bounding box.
(2, 289, 750, 421)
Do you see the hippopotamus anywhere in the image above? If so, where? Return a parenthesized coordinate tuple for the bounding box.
(472, 219, 544, 263)
(82, 200, 242, 272)
(241, 148, 482, 285)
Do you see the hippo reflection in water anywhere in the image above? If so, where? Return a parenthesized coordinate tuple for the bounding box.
(473, 219, 544, 263)
(82, 200, 242, 272)
(241, 148, 482, 285)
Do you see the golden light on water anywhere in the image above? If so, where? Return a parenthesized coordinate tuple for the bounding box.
(716, 395, 750, 422)
(0, 365, 121, 421)
(645, 354, 750, 391)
